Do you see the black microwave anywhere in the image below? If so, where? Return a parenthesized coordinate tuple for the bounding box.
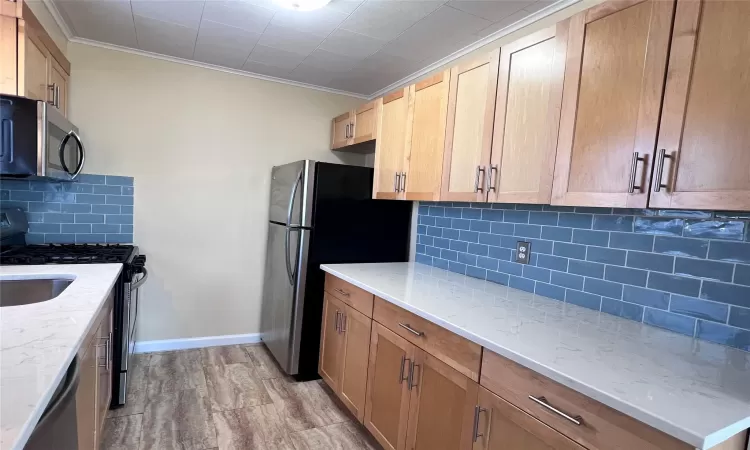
(0, 94, 85, 181)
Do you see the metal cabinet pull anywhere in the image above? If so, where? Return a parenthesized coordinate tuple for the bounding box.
(398, 356, 410, 384)
(350, 122, 355, 138)
(653, 149, 673, 193)
(407, 361, 419, 390)
(474, 166, 486, 193)
(398, 323, 424, 337)
(628, 152, 645, 193)
(400, 172, 406, 192)
(334, 287, 350, 297)
(340, 313, 347, 333)
(96, 334, 110, 370)
(334, 310, 341, 333)
(394, 172, 399, 192)
(472, 406, 487, 442)
(55, 84, 61, 109)
(487, 165, 498, 192)
(528, 395, 583, 426)
(47, 83, 57, 106)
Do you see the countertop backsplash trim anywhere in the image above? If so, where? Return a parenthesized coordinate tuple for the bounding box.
(1, 174, 134, 244)
(415, 202, 750, 352)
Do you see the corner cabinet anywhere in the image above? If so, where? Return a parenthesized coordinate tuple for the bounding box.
(76, 292, 114, 450)
(0, 1, 70, 116)
(649, 0, 750, 211)
(551, 0, 675, 208)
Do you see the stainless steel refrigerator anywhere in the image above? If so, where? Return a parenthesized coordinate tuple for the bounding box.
(261, 160, 412, 378)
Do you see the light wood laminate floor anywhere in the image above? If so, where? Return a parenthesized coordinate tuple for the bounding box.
(101, 345, 380, 450)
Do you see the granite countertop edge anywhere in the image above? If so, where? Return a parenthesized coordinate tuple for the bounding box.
(320, 262, 750, 450)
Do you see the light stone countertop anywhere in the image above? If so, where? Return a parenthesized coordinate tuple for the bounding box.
(0, 264, 123, 450)
(320, 262, 750, 450)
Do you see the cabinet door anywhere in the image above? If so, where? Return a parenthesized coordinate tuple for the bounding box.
(0, 16, 17, 95)
(404, 71, 450, 201)
(353, 99, 379, 144)
(22, 19, 51, 103)
(96, 308, 113, 435)
(405, 349, 478, 450)
(49, 58, 68, 116)
(489, 24, 568, 205)
(551, 0, 675, 207)
(441, 52, 499, 202)
(331, 111, 352, 149)
(339, 304, 372, 422)
(76, 338, 98, 450)
(364, 322, 414, 450)
(650, 0, 750, 211)
(473, 387, 585, 450)
(373, 88, 409, 200)
(319, 293, 345, 390)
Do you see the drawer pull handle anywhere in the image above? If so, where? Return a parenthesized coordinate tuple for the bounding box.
(528, 395, 583, 426)
(334, 288, 350, 297)
(398, 323, 424, 337)
(472, 405, 487, 442)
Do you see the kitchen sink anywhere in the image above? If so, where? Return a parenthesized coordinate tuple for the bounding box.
(0, 278, 73, 307)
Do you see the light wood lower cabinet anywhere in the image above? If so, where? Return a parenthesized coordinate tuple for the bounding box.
(364, 322, 414, 450)
(405, 349, 478, 450)
(75, 293, 114, 450)
(473, 386, 585, 450)
(318, 293, 372, 422)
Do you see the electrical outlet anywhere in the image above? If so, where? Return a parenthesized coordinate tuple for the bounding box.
(516, 241, 531, 264)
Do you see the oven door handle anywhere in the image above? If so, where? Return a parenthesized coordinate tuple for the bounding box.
(130, 268, 149, 290)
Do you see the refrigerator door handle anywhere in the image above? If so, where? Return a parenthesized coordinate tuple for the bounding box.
(284, 226, 294, 285)
(286, 168, 304, 227)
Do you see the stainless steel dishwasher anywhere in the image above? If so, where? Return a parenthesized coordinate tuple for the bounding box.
(24, 356, 79, 450)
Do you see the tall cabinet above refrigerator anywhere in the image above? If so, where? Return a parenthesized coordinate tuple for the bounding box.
(261, 160, 412, 378)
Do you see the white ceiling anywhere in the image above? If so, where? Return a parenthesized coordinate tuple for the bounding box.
(51, 0, 567, 96)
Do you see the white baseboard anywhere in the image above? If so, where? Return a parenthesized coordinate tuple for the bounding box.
(134, 333, 262, 353)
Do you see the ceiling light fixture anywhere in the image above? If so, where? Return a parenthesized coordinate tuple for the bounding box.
(275, 0, 331, 11)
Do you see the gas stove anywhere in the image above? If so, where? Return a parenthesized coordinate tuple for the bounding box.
(0, 244, 136, 265)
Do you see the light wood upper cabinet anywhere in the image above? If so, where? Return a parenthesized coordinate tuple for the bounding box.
(405, 349, 478, 450)
(473, 386, 585, 450)
(1, 2, 71, 116)
(319, 293, 344, 389)
(353, 99, 379, 144)
(404, 71, 451, 201)
(373, 88, 410, 200)
(338, 303, 371, 422)
(489, 24, 568, 205)
(331, 111, 353, 149)
(440, 52, 499, 202)
(364, 322, 415, 450)
(551, 0, 675, 208)
(649, 0, 750, 211)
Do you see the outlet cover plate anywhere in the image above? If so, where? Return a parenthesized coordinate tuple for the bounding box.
(516, 241, 531, 264)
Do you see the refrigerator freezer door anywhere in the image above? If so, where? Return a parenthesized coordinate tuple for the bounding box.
(269, 160, 315, 228)
(260, 222, 311, 375)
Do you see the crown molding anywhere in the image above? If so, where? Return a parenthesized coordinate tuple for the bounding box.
(67, 37, 370, 99)
(41, 0, 73, 40)
(367, 0, 581, 100)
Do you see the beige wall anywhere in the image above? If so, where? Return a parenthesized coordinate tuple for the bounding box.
(67, 43, 363, 342)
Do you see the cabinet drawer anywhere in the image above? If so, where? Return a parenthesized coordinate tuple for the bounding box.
(372, 297, 481, 382)
(480, 350, 692, 450)
(325, 273, 374, 318)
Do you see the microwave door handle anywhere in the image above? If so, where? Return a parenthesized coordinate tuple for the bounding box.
(58, 132, 73, 174)
(69, 130, 85, 179)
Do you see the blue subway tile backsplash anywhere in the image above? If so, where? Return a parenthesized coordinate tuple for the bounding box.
(416, 202, 750, 352)
(1, 175, 134, 244)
